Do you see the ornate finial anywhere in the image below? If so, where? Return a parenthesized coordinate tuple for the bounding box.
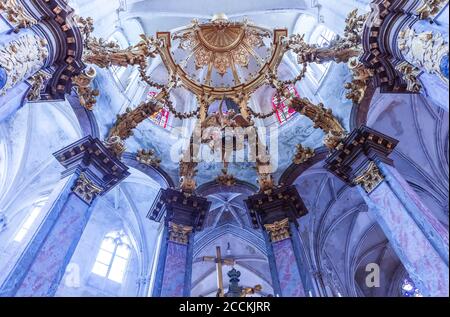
(71, 67, 99, 110)
(255, 158, 275, 193)
(293, 145, 315, 164)
(179, 160, 198, 194)
(211, 13, 229, 22)
(344, 57, 374, 104)
(216, 168, 237, 186)
(136, 149, 161, 167)
(103, 135, 126, 158)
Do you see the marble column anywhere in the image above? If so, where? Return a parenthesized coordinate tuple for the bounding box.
(245, 185, 313, 297)
(148, 188, 210, 297)
(325, 125, 449, 297)
(0, 136, 129, 297)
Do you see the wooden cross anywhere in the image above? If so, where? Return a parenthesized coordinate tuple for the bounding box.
(202, 246, 235, 297)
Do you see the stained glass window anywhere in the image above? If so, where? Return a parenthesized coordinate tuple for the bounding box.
(401, 277, 423, 297)
(271, 85, 299, 124)
(92, 230, 131, 284)
(147, 91, 170, 128)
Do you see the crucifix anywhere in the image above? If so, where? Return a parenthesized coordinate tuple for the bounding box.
(201, 246, 235, 297)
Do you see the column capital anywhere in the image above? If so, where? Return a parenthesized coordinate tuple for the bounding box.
(167, 221, 193, 245)
(53, 135, 130, 198)
(324, 125, 398, 191)
(264, 218, 290, 242)
(245, 185, 308, 229)
(147, 188, 211, 232)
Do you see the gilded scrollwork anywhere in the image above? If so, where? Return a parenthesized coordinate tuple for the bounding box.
(173, 15, 270, 81)
(83, 34, 160, 69)
(108, 100, 162, 140)
(289, 97, 347, 150)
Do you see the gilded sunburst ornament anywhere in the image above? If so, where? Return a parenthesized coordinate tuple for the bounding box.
(173, 14, 270, 83)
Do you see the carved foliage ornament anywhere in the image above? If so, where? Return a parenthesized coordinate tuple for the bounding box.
(415, 0, 448, 20)
(264, 218, 290, 242)
(72, 172, 103, 204)
(0, 33, 48, 95)
(353, 161, 384, 194)
(168, 221, 193, 245)
(0, 0, 38, 30)
(398, 28, 449, 84)
(27, 70, 51, 101)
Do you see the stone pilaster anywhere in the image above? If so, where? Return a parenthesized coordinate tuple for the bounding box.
(325, 125, 449, 296)
(245, 185, 313, 297)
(148, 188, 210, 297)
(0, 136, 129, 296)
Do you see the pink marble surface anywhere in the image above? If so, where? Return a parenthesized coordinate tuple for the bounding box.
(160, 241, 187, 297)
(369, 181, 449, 296)
(16, 195, 88, 296)
(386, 165, 449, 244)
(273, 238, 306, 297)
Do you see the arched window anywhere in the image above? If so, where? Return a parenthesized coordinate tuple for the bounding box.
(147, 91, 170, 128)
(13, 200, 47, 243)
(307, 25, 336, 84)
(108, 32, 129, 88)
(271, 85, 299, 124)
(401, 277, 423, 297)
(92, 230, 131, 283)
